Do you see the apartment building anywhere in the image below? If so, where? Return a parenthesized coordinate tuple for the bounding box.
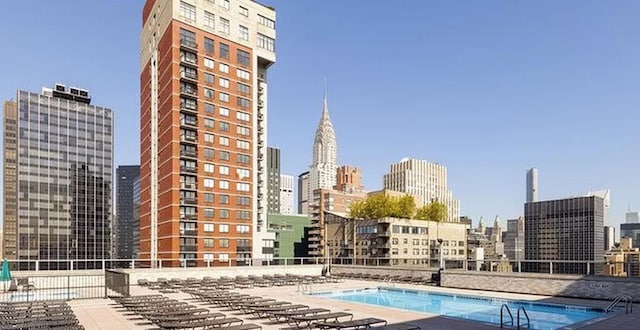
(604, 237, 640, 277)
(297, 171, 309, 215)
(279, 174, 294, 215)
(115, 165, 140, 260)
(324, 213, 467, 266)
(266, 146, 280, 214)
(3, 85, 113, 269)
(139, 0, 276, 266)
(383, 158, 460, 222)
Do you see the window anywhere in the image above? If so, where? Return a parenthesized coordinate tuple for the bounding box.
(219, 253, 229, 262)
(220, 0, 230, 10)
(180, 50, 197, 65)
(219, 165, 229, 175)
(219, 136, 229, 146)
(219, 180, 229, 189)
(236, 111, 250, 121)
(237, 225, 250, 233)
(219, 92, 229, 102)
(219, 78, 229, 88)
(204, 73, 215, 85)
(204, 178, 214, 188)
(219, 194, 229, 204)
(219, 209, 230, 218)
(180, 28, 196, 47)
(219, 239, 229, 248)
(236, 69, 250, 80)
(204, 11, 215, 29)
(204, 163, 214, 173)
(236, 140, 249, 150)
(204, 87, 214, 99)
(204, 193, 214, 203)
(204, 253, 214, 261)
(204, 148, 215, 158)
(219, 63, 229, 73)
(220, 151, 230, 160)
(413, 239, 420, 246)
(204, 133, 214, 143)
(219, 17, 230, 34)
(391, 248, 399, 255)
(237, 97, 250, 108)
(219, 224, 229, 233)
(204, 238, 214, 248)
(237, 211, 250, 219)
(237, 182, 250, 192)
(239, 25, 249, 41)
(239, 6, 248, 16)
(179, 1, 196, 23)
(236, 126, 250, 136)
(204, 223, 214, 232)
(237, 168, 250, 179)
(204, 37, 214, 54)
(238, 154, 250, 164)
(219, 121, 230, 131)
(258, 15, 275, 29)
(219, 107, 229, 116)
(257, 33, 275, 51)
(204, 58, 215, 69)
(237, 196, 250, 206)
(392, 238, 398, 245)
(204, 208, 214, 218)
(237, 83, 250, 95)
(204, 118, 214, 128)
(219, 43, 229, 59)
(237, 49, 250, 66)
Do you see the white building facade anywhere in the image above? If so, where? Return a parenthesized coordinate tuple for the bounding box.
(307, 91, 338, 207)
(279, 174, 294, 215)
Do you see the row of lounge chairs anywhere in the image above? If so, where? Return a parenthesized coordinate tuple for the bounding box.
(335, 273, 436, 285)
(139, 273, 341, 292)
(0, 300, 84, 329)
(112, 294, 261, 330)
(186, 288, 388, 329)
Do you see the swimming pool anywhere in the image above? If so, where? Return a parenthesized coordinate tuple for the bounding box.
(314, 287, 609, 329)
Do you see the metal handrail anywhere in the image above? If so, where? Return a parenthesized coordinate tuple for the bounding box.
(517, 306, 530, 329)
(606, 295, 634, 314)
(500, 304, 513, 328)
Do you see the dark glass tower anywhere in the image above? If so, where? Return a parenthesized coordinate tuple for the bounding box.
(115, 165, 140, 260)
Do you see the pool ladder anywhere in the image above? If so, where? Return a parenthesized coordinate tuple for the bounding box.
(500, 304, 530, 329)
(606, 295, 633, 314)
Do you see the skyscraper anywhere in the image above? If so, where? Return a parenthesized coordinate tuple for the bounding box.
(140, 0, 276, 266)
(279, 174, 294, 215)
(383, 158, 460, 222)
(308, 89, 337, 202)
(3, 85, 113, 268)
(503, 217, 525, 261)
(267, 146, 280, 214)
(525, 195, 605, 274)
(526, 168, 538, 203)
(115, 165, 140, 260)
(297, 171, 309, 215)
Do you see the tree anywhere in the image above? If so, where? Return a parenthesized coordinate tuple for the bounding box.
(415, 201, 448, 222)
(347, 194, 417, 219)
(394, 195, 416, 218)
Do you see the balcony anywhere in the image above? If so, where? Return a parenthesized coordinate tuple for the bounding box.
(180, 38, 198, 51)
(180, 166, 197, 174)
(180, 182, 197, 190)
(180, 104, 198, 114)
(180, 56, 198, 69)
(180, 197, 197, 205)
(180, 119, 198, 128)
(236, 246, 251, 253)
(180, 87, 198, 99)
(257, 113, 264, 122)
(180, 134, 197, 145)
(378, 231, 391, 237)
(180, 229, 198, 237)
(180, 149, 197, 158)
(180, 71, 199, 84)
(180, 245, 198, 252)
(309, 229, 321, 236)
(181, 213, 198, 220)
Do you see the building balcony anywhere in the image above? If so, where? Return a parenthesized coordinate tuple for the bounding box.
(180, 229, 198, 237)
(180, 182, 197, 190)
(180, 166, 197, 174)
(308, 236, 321, 242)
(180, 71, 199, 84)
(308, 243, 320, 250)
(180, 214, 198, 220)
(180, 56, 198, 69)
(180, 150, 197, 159)
(180, 245, 198, 252)
(180, 87, 198, 98)
(180, 197, 197, 205)
(257, 113, 264, 122)
(180, 134, 197, 145)
(180, 105, 198, 114)
(378, 231, 391, 237)
(308, 229, 321, 235)
(180, 38, 198, 51)
(236, 246, 251, 253)
(180, 119, 198, 128)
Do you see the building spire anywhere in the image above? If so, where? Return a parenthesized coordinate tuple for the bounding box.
(322, 78, 330, 121)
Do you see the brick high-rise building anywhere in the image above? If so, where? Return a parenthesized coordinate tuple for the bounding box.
(140, 0, 276, 266)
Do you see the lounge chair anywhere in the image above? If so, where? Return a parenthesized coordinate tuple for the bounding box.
(251, 304, 308, 317)
(314, 317, 387, 329)
(157, 316, 243, 329)
(268, 307, 330, 322)
(290, 312, 353, 328)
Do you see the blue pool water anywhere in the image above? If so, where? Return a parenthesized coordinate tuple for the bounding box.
(315, 288, 608, 330)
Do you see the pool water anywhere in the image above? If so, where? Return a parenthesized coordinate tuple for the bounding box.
(315, 288, 608, 330)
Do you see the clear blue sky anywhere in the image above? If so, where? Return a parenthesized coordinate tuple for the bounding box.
(0, 0, 638, 233)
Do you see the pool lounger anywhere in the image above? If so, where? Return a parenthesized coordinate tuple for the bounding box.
(269, 307, 330, 322)
(157, 316, 243, 329)
(251, 304, 308, 317)
(370, 325, 421, 330)
(314, 317, 388, 329)
(291, 312, 354, 328)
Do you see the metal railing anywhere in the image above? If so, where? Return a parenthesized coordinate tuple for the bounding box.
(517, 306, 530, 329)
(500, 304, 513, 328)
(606, 295, 633, 314)
(0, 273, 104, 303)
(105, 269, 130, 298)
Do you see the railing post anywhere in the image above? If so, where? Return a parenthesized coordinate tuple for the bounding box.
(70, 260, 74, 271)
(586, 262, 590, 275)
(35, 261, 39, 272)
(518, 261, 522, 273)
(549, 261, 553, 275)
(67, 275, 71, 300)
(102, 260, 106, 270)
(207, 260, 211, 268)
(130, 259, 134, 270)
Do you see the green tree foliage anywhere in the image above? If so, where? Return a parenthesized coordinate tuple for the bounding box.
(348, 194, 417, 219)
(415, 201, 448, 222)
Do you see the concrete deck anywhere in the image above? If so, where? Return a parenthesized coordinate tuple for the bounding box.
(64, 280, 639, 329)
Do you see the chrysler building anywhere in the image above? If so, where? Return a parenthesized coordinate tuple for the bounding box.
(308, 88, 338, 196)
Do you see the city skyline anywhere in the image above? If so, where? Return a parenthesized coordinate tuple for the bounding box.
(0, 0, 639, 233)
